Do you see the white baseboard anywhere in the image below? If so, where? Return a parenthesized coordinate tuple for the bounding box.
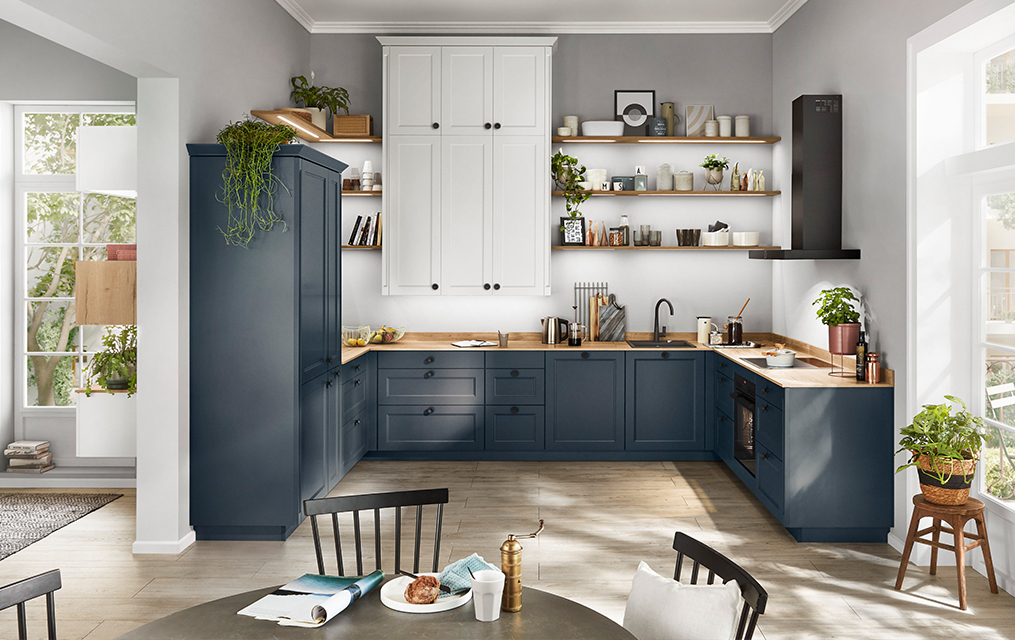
(132, 529, 196, 555)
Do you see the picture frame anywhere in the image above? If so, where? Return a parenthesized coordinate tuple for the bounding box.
(685, 104, 714, 137)
(615, 90, 656, 127)
(560, 217, 587, 246)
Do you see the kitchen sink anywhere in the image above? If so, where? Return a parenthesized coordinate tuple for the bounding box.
(626, 340, 696, 349)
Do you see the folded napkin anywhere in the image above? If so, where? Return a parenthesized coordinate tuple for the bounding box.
(436, 554, 498, 598)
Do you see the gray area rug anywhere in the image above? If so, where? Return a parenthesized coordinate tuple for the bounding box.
(0, 493, 122, 560)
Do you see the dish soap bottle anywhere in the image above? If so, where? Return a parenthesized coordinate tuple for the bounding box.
(500, 520, 544, 612)
(855, 331, 868, 381)
(619, 215, 630, 246)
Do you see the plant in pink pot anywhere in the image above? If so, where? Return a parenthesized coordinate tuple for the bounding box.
(813, 286, 861, 355)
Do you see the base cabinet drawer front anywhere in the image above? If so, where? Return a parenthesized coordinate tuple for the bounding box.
(755, 401, 784, 459)
(486, 368, 545, 405)
(342, 408, 368, 470)
(485, 406, 545, 450)
(545, 352, 624, 451)
(378, 405, 484, 451)
(757, 444, 785, 513)
(378, 368, 484, 405)
(715, 411, 733, 463)
(486, 351, 544, 369)
(625, 352, 705, 450)
(342, 371, 369, 415)
(756, 380, 784, 409)
(378, 351, 484, 369)
(715, 372, 734, 422)
(341, 357, 370, 380)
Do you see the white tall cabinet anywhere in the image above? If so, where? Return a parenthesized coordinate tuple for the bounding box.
(379, 37, 556, 296)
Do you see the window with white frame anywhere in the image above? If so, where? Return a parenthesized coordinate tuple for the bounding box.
(14, 105, 135, 410)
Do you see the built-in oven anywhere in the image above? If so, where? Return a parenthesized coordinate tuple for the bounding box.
(731, 374, 756, 476)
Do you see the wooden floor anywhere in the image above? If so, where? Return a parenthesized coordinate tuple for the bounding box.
(0, 461, 1012, 639)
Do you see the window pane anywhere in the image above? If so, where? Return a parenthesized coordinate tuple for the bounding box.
(26, 301, 78, 352)
(80, 113, 136, 127)
(986, 349, 1015, 427)
(986, 48, 1015, 146)
(983, 426, 1015, 502)
(81, 194, 136, 244)
(22, 113, 79, 175)
(27, 354, 77, 407)
(26, 246, 78, 299)
(26, 192, 79, 243)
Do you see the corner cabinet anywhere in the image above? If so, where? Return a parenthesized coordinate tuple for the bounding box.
(188, 144, 348, 541)
(379, 37, 556, 296)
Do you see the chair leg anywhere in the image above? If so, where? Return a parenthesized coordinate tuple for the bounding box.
(895, 508, 922, 590)
(930, 517, 940, 576)
(954, 516, 968, 611)
(975, 514, 1000, 595)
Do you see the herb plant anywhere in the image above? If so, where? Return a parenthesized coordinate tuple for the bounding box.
(897, 395, 985, 483)
(700, 154, 730, 171)
(290, 72, 350, 116)
(84, 325, 138, 397)
(551, 149, 591, 221)
(216, 119, 294, 247)
(812, 286, 861, 326)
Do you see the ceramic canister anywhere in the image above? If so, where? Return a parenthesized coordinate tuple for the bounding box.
(563, 116, 579, 135)
(735, 115, 751, 137)
(674, 171, 693, 191)
(717, 116, 732, 137)
(704, 120, 718, 137)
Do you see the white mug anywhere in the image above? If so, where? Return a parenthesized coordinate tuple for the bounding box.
(600, 181, 611, 191)
(471, 570, 505, 622)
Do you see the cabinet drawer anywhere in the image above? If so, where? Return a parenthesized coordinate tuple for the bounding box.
(756, 379, 784, 409)
(341, 357, 370, 379)
(342, 407, 368, 470)
(378, 351, 484, 369)
(716, 372, 734, 416)
(378, 368, 484, 405)
(342, 371, 369, 416)
(378, 405, 484, 451)
(485, 351, 544, 369)
(486, 368, 545, 405)
(485, 406, 545, 451)
(757, 443, 785, 513)
(755, 400, 784, 460)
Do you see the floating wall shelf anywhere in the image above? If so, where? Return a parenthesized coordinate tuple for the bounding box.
(552, 190, 780, 197)
(342, 245, 381, 250)
(342, 191, 382, 197)
(551, 136, 780, 144)
(251, 110, 382, 143)
(552, 245, 779, 251)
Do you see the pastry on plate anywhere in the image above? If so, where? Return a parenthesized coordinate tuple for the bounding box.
(404, 575, 441, 604)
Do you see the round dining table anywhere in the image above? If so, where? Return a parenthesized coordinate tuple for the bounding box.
(114, 581, 635, 639)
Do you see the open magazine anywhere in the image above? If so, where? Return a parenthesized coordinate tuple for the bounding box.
(237, 570, 384, 628)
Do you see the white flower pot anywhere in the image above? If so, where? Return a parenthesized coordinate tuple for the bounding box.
(304, 107, 328, 132)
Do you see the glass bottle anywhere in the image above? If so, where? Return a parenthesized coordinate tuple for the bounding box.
(855, 331, 868, 381)
(619, 215, 630, 246)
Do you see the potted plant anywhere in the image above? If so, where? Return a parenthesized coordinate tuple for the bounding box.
(551, 149, 591, 231)
(84, 325, 138, 397)
(897, 395, 985, 505)
(812, 286, 861, 355)
(216, 118, 294, 247)
(700, 154, 729, 191)
(289, 72, 350, 132)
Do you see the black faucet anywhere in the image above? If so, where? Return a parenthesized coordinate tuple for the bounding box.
(653, 298, 674, 342)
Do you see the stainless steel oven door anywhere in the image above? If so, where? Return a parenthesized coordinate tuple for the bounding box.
(733, 392, 756, 476)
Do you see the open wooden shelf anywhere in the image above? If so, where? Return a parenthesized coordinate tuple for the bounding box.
(342, 245, 381, 250)
(251, 110, 382, 143)
(552, 190, 780, 197)
(552, 135, 780, 144)
(342, 190, 382, 196)
(552, 245, 779, 251)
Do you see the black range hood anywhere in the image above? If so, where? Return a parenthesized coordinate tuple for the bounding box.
(750, 95, 859, 261)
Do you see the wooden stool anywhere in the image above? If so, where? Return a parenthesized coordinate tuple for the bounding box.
(895, 495, 999, 610)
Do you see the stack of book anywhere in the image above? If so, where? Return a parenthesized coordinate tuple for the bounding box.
(348, 212, 382, 247)
(5, 441, 54, 473)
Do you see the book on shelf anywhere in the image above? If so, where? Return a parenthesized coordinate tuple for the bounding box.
(7, 464, 55, 474)
(8, 453, 52, 467)
(6, 440, 49, 453)
(370, 211, 381, 246)
(348, 215, 363, 245)
(357, 214, 373, 246)
(5, 448, 50, 459)
(237, 570, 383, 628)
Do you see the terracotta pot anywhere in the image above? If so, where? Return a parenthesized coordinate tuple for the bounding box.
(827, 323, 860, 355)
(915, 454, 977, 505)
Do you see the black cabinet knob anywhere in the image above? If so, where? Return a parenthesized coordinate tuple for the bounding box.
(762, 452, 769, 459)
(355, 419, 361, 425)
(761, 405, 768, 412)
(326, 357, 333, 363)
(326, 380, 332, 388)
(494, 123, 501, 129)
(354, 379, 361, 386)
(355, 365, 360, 371)
(718, 376, 725, 383)
(424, 407, 435, 416)
(511, 370, 519, 377)
(425, 356, 435, 364)
(493, 283, 501, 290)
(424, 370, 435, 379)
(484, 123, 492, 129)
(334, 371, 340, 377)
(581, 352, 589, 359)
(432, 283, 439, 290)
(432, 122, 439, 129)
(718, 415, 724, 422)
(511, 407, 519, 414)
(484, 283, 491, 290)
(718, 362, 726, 368)
(662, 352, 670, 359)
(763, 387, 769, 393)
(729, 392, 737, 399)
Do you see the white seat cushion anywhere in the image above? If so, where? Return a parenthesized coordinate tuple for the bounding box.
(623, 561, 742, 640)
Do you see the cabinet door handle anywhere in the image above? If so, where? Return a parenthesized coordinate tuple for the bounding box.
(484, 123, 492, 129)
(484, 283, 491, 290)
(662, 352, 670, 359)
(354, 379, 361, 386)
(494, 123, 501, 129)
(425, 356, 435, 364)
(511, 407, 519, 414)
(424, 370, 435, 379)
(493, 283, 501, 290)
(355, 419, 361, 425)
(424, 407, 435, 416)
(581, 352, 589, 359)
(763, 387, 769, 393)
(718, 362, 726, 368)
(432, 122, 440, 129)
(762, 452, 769, 459)
(432, 283, 439, 290)
(511, 370, 519, 377)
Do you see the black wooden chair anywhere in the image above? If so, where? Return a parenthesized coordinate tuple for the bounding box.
(672, 532, 768, 640)
(303, 488, 449, 577)
(0, 569, 61, 640)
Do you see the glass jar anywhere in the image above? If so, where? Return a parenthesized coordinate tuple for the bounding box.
(609, 229, 623, 246)
(727, 316, 743, 345)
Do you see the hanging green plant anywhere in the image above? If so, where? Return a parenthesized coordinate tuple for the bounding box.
(216, 119, 294, 247)
(84, 325, 137, 397)
(551, 149, 590, 225)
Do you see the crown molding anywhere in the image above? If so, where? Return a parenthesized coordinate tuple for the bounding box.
(275, 0, 315, 32)
(768, 0, 810, 31)
(309, 20, 775, 35)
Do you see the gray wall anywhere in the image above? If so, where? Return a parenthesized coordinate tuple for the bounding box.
(312, 33, 777, 335)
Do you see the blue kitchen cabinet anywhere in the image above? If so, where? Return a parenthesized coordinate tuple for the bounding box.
(377, 368, 485, 405)
(377, 405, 485, 450)
(339, 351, 375, 476)
(485, 406, 545, 450)
(545, 352, 625, 451)
(625, 352, 705, 451)
(188, 144, 347, 541)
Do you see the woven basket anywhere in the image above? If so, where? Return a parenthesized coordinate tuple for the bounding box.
(333, 114, 373, 137)
(916, 454, 977, 505)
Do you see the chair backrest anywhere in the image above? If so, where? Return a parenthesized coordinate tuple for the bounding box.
(987, 382, 1015, 410)
(672, 533, 767, 640)
(303, 488, 449, 577)
(0, 569, 61, 640)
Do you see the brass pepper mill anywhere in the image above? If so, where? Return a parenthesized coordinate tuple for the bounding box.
(500, 519, 544, 612)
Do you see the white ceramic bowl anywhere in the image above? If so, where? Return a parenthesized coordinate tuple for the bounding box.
(577, 181, 593, 191)
(701, 230, 730, 246)
(732, 231, 760, 246)
(582, 121, 625, 136)
(765, 349, 796, 368)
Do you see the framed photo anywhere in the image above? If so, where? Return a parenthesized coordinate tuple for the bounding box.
(615, 90, 656, 127)
(685, 104, 714, 137)
(560, 217, 587, 246)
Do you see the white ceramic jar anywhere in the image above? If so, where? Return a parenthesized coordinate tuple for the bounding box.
(717, 116, 732, 137)
(704, 120, 718, 137)
(674, 171, 694, 191)
(735, 115, 751, 137)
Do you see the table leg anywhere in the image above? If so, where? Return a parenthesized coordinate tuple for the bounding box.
(930, 517, 940, 575)
(975, 514, 999, 595)
(954, 516, 967, 611)
(895, 508, 922, 590)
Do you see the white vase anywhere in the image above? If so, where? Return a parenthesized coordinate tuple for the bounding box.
(304, 107, 328, 132)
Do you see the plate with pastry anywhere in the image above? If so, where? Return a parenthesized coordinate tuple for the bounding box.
(380, 573, 473, 613)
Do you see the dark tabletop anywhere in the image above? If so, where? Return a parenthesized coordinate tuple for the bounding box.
(114, 581, 635, 640)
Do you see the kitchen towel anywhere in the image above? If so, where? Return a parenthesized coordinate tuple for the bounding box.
(436, 554, 498, 598)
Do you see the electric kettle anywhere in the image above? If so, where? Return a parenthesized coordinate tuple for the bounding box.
(540, 316, 568, 344)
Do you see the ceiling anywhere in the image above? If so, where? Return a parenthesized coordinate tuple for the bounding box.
(276, 0, 811, 34)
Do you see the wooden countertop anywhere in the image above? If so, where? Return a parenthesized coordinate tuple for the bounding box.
(341, 332, 893, 389)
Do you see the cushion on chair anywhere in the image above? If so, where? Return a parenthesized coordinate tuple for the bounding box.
(623, 561, 742, 640)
